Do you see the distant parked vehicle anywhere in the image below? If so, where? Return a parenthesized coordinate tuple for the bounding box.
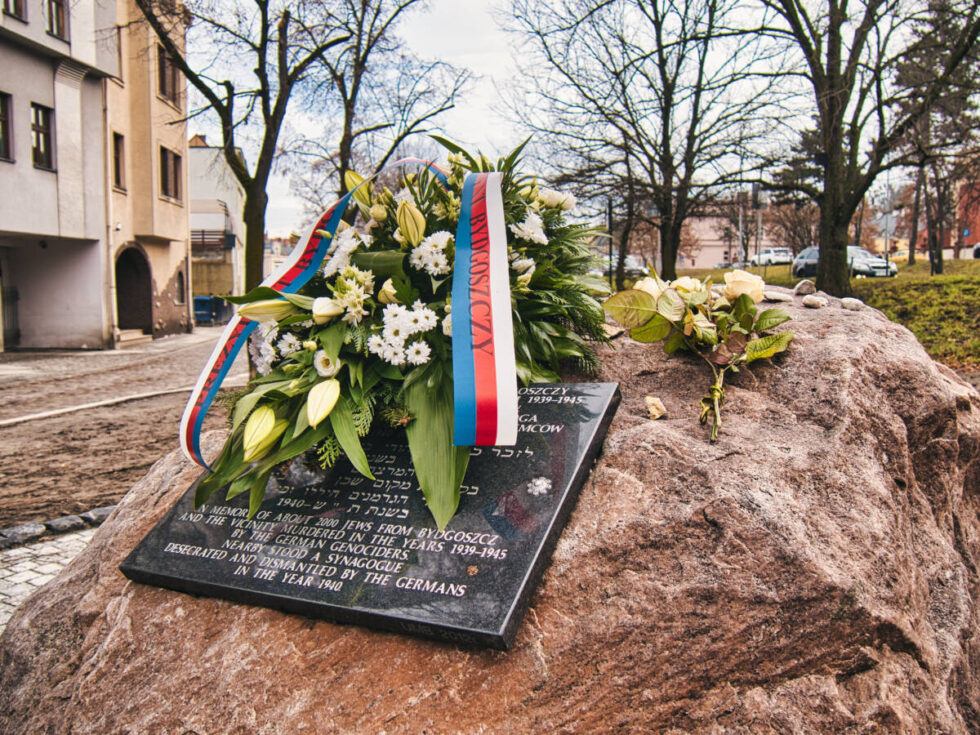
(791, 246, 897, 278)
(589, 253, 647, 278)
(973, 244, 980, 259)
(750, 247, 793, 266)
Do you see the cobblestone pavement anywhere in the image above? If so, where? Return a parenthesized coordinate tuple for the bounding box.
(0, 528, 95, 634)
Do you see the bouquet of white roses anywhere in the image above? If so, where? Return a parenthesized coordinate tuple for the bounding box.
(190, 139, 608, 529)
(604, 269, 794, 441)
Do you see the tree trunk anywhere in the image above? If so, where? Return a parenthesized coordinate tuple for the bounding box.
(243, 187, 269, 291)
(908, 168, 923, 266)
(660, 220, 682, 281)
(817, 182, 851, 296)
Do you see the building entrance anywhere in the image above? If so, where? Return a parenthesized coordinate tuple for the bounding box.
(115, 248, 152, 332)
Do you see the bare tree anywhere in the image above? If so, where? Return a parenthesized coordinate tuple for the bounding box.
(284, 0, 470, 206)
(507, 0, 785, 282)
(761, 0, 980, 294)
(134, 0, 350, 290)
(765, 201, 820, 255)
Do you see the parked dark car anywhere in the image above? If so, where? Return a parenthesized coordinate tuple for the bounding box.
(792, 246, 898, 278)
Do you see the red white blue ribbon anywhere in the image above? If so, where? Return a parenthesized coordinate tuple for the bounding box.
(451, 172, 518, 446)
(180, 159, 448, 470)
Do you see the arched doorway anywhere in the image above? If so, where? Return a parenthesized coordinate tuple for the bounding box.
(115, 248, 152, 332)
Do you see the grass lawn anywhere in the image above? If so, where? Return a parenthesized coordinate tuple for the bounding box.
(675, 258, 980, 370)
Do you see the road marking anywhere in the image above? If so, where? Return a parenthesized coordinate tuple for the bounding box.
(0, 372, 250, 428)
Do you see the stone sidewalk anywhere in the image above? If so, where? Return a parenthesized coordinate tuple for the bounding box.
(0, 528, 95, 634)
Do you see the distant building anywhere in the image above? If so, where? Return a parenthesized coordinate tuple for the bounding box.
(188, 134, 245, 298)
(0, 0, 190, 351)
(264, 235, 296, 278)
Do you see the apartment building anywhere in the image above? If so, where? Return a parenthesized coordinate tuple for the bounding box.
(0, 0, 190, 350)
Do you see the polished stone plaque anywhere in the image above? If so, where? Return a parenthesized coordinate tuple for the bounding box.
(121, 382, 620, 649)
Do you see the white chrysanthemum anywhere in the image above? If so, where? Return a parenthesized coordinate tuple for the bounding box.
(277, 333, 302, 356)
(323, 228, 361, 277)
(367, 334, 385, 355)
(406, 340, 431, 366)
(248, 331, 276, 376)
(294, 319, 314, 329)
(442, 313, 452, 337)
(313, 350, 341, 378)
(509, 211, 548, 245)
(258, 320, 279, 344)
(416, 307, 438, 332)
(537, 188, 576, 211)
(422, 231, 452, 250)
(382, 303, 409, 327)
(381, 342, 406, 366)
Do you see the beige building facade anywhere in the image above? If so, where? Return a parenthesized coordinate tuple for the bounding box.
(0, 0, 190, 350)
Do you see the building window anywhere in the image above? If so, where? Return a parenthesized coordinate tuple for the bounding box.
(113, 133, 125, 189)
(46, 0, 66, 39)
(31, 104, 54, 170)
(157, 45, 181, 107)
(160, 146, 181, 200)
(4, 0, 26, 21)
(175, 270, 186, 304)
(0, 93, 11, 161)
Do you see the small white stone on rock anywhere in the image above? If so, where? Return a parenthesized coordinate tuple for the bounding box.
(802, 294, 829, 308)
(645, 396, 667, 420)
(764, 291, 794, 303)
(841, 297, 864, 311)
(794, 280, 817, 296)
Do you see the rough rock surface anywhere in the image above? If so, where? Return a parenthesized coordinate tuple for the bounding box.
(2, 292, 980, 734)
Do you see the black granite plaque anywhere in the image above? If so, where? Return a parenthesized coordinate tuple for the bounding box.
(121, 382, 619, 649)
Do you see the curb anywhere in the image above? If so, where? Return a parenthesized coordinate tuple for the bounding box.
(0, 506, 116, 550)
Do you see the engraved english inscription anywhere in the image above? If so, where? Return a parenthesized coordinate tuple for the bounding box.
(121, 382, 620, 649)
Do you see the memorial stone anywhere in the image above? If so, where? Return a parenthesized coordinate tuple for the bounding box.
(121, 382, 620, 649)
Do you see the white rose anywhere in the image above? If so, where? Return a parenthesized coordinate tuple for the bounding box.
(722, 269, 765, 303)
(670, 276, 707, 295)
(633, 276, 666, 301)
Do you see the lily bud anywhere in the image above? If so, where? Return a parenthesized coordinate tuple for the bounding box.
(242, 406, 288, 463)
(312, 297, 344, 325)
(344, 170, 373, 210)
(369, 204, 387, 223)
(302, 340, 317, 351)
(396, 201, 426, 247)
(378, 278, 399, 304)
(237, 299, 298, 323)
(307, 379, 341, 429)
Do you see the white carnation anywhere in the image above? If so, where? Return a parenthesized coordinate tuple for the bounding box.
(509, 211, 548, 245)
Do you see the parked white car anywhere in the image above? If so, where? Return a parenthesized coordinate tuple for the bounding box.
(750, 247, 793, 266)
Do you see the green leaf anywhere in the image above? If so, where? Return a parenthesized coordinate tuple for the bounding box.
(403, 364, 470, 530)
(663, 330, 686, 355)
(248, 469, 274, 519)
(328, 395, 374, 479)
(430, 135, 479, 169)
(224, 286, 284, 304)
(574, 274, 612, 296)
(226, 474, 252, 501)
(317, 322, 346, 362)
(754, 308, 792, 333)
(745, 331, 794, 363)
(657, 289, 687, 323)
(281, 293, 314, 310)
(351, 251, 407, 280)
(603, 289, 657, 328)
(630, 314, 672, 343)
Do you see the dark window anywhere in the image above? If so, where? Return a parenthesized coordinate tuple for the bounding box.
(0, 93, 11, 161)
(31, 104, 54, 170)
(46, 0, 66, 39)
(4, 0, 26, 20)
(160, 146, 181, 200)
(175, 270, 186, 304)
(113, 133, 125, 189)
(157, 45, 181, 107)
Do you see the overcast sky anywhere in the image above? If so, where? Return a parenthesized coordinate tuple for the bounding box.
(264, 0, 517, 236)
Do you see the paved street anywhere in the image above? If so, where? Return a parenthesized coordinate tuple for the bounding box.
(0, 326, 247, 526)
(0, 528, 96, 633)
